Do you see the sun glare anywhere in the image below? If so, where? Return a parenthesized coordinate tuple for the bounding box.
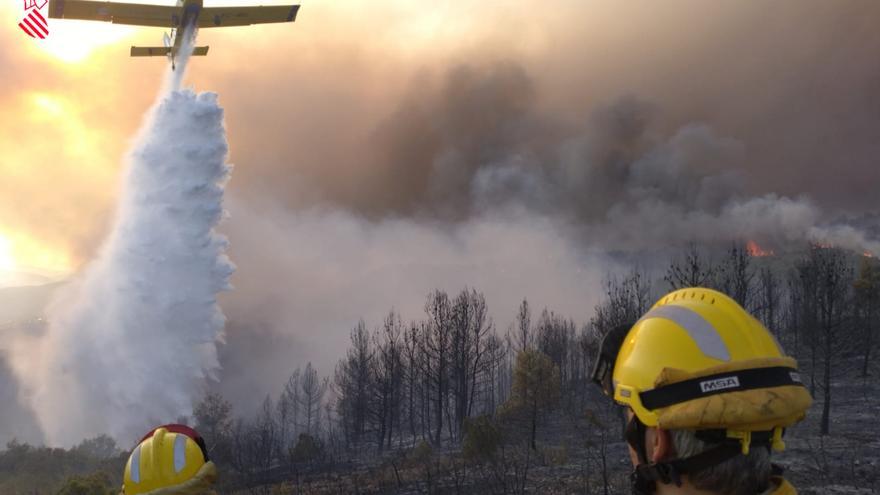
(31, 92, 65, 117)
(0, 229, 74, 275)
(25, 91, 116, 170)
(0, 234, 15, 272)
(37, 19, 136, 63)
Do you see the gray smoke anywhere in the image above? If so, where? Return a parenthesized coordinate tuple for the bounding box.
(211, 56, 878, 407)
(202, 0, 880, 217)
(211, 40, 878, 406)
(0, 348, 43, 445)
(216, 198, 612, 407)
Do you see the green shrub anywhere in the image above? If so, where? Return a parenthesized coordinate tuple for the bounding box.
(290, 433, 323, 463)
(462, 415, 503, 462)
(407, 440, 433, 465)
(56, 472, 115, 495)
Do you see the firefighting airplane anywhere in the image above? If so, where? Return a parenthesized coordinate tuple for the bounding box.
(47, 0, 299, 69)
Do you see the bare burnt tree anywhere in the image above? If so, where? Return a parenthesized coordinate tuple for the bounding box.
(328, 289, 504, 451)
(417, 321, 434, 443)
(591, 269, 653, 339)
(756, 266, 782, 337)
(371, 311, 404, 452)
(424, 289, 453, 446)
(817, 248, 853, 436)
(791, 252, 821, 394)
(299, 363, 328, 437)
(230, 417, 253, 475)
(323, 400, 341, 460)
(482, 332, 509, 414)
(581, 406, 617, 495)
(535, 309, 592, 414)
(715, 242, 755, 310)
(449, 289, 493, 441)
(535, 310, 574, 386)
(254, 395, 278, 470)
(665, 243, 716, 290)
(193, 392, 234, 464)
(795, 245, 853, 435)
(277, 368, 301, 460)
(785, 266, 809, 363)
(402, 322, 425, 447)
(853, 256, 880, 377)
(334, 321, 373, 446)
(515, 299, 532, 352)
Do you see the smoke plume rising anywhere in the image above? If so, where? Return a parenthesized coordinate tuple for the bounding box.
(11, 48, 233, 446)
(213, 59, 879, 406)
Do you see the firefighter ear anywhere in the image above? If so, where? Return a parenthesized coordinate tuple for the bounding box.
(651, 428, 675, 463)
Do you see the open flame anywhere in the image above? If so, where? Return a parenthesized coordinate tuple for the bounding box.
(746, 240, 775, 257)
(865, 251, 876, 258)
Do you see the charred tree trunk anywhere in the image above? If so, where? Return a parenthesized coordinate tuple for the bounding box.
(821, 328, 832, 435)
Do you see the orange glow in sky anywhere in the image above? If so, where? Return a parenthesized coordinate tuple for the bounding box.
(0, 0, 141, 63)
(0, 234, 15, 272)
(0, 5, 129, 279)
(0, 0, 549, 281)
(0, 0, 304, 280)
(38, 20, 136, 63)
(0, 229, 74, 275)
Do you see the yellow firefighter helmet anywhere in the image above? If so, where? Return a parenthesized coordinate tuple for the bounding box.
(121, 424, 217, 495)
(592, 288, 812, 450)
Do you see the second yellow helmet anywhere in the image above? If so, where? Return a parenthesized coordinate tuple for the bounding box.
(122, 424, 217, 495)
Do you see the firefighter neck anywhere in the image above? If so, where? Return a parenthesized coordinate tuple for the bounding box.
(627, 418, 717, 495)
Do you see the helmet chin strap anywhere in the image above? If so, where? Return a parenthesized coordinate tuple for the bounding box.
(627, 415, 658, 495)
(626, 415, 750, 495)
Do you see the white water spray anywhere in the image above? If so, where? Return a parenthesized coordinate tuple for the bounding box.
(14, 38, 234, 446)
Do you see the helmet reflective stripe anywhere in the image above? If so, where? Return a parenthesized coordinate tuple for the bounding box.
(130, 444, 142, 483)
(173, 433, 187, 473)
(637, 305, 730, 361)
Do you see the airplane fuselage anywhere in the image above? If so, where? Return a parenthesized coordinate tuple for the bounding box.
(169, 0, 202, 59)
(178, 0, 202, 28)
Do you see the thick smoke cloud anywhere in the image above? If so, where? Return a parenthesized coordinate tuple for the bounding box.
(198, 0, 880, 409)
(208, 2, 880, 408)
(213, 61, 877, 409)
(197, 0, 880, 217)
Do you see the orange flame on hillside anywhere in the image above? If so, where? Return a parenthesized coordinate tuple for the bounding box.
(865, 251, 875, 258)
(746, 240, 775, 257)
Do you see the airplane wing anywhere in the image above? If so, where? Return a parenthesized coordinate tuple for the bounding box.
(48, 0, 178, 27)
(197, 4, 299, 27)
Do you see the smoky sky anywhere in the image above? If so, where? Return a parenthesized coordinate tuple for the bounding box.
(198, 0, 880, 221)
(195, 0, 880, 410)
